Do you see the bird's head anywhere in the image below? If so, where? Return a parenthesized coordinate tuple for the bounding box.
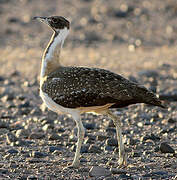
(33, 16, 70, 33)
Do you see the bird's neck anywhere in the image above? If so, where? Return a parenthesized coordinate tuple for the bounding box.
(40, 27, 69, 80)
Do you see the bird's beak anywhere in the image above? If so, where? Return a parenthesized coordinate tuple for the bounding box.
(33, 16, 49, 25)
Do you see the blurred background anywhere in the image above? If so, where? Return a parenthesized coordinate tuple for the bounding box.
(0, 0, 177, 78)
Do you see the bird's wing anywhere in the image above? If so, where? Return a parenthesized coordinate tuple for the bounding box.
(41, 66, 136, 109)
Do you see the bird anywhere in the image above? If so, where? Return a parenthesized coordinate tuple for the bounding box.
(33, 16, 165, 168)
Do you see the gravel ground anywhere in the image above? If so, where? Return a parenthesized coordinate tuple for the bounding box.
(0, 0, 177, 179)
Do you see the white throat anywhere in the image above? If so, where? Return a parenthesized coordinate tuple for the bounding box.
(40, 27, 69, 78)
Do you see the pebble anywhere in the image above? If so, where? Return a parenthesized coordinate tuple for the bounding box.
(89, 166, 111, 177)
(88, 144, 102, 153)
(48, 133, 63, 140)
(6, 132, 18, 143)
(6, 148, 18, 154)
(16, 129, 30, 138)
(104, 146, 114, 152)
(83, 122, 95, 129)
(106, 138, 118, 147)
(18, 101, 30, 108)
(29, 132, 45, 139)
(0, 120, 9, 128)
(106, 127, 116, 133)
(27, 175, 38, 180)
(160, 142, 175, 153)
(31, 151, 48, 158)
(110, 168, 127, 174)
(96, 135, 108, 141)
(48, 146, 63, 153)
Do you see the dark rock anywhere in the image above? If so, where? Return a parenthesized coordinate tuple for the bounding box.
(71, 144, 89, 153)
(48, 146, 63, 153)
(0, 76, 4, 81)
(84, 136, 95, 144)
(58, 127, 65, 133)
(96, 135, 108, 141)
(29, 133, 45, 139)
(7, 148, 18, 154)
(81, 145, 89, 153)
(160, 142, 175, 153)
(1, 94, 15, 102)
(106, 138, 118, 147)
(6, 132, 18, 143)
(141, 133, 160, 142)
(127, 138, 138, 145)
(104, 146, 114, 152)
(31, 151, 48, 158)
(89, 166, 111, 177)
(110, 168, 127, 174)
(27, 175, 38, 180)
(83, 122, 95, 129)
(168, 118, 176, 123)
(106, 127, 116, 133)
(0, 120, 9, 128)
(118, 174, 133, 179)
(131, 151, 141, 157)
(0, 168, 8, 174)
(89, 144, 102, 153)
(18, 101, 30, 108)
(16, 129, 30, 138)
(48, 133, 62, 140)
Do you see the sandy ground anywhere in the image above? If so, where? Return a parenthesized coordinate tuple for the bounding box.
(0, 0, 177, 179)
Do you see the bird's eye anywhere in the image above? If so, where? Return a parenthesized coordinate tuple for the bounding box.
(52, 18, 58, 23)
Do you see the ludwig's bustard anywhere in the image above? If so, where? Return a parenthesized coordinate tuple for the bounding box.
(33, 16, 165, 168)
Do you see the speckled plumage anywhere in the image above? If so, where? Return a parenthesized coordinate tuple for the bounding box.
(41, 66, 164, 109)
(35, 16, 165, 168)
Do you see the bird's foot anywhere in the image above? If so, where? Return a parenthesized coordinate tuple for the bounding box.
(118, 152, 127, 168)
(70, 160, 80, 168)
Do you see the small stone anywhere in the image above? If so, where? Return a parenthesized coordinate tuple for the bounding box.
(18, 101, 30, 108)
(137, 122, 143, 127)
(0, 120, 9, 128)
(16, 129, 30, 138)
(6, 132, 18, 144)
(89, 166, 111, 177)
(6, 148, 18, 154)
(160, 142, 175, 154)
(127, 138, 137, 145)
(131, 151, 141, 157)
(168, 118, 176, 123)
(83, 122, 95, 129)
(0, 128, 9, 135)
(0, 168, 8, 174)
(110, 168, 127, 174)
(29, 132, 45, 139)
(48, 133, 62, 140)
(106, 138, 118, 147)
(27, 175, 38, 180)
(96, 135, 108, 141)
(89, 145, 102, 153)
(1, 94, 14, 102)
(48, 146, 63, 153)
(31, 151, 48, 158)
(104, 146, 114, 152)
(42, 124, 50, 131)
(106, 127, 116, 133)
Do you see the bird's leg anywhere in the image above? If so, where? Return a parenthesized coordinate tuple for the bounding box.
(71, 112, 85, 168)
(107, 110, 127, 167)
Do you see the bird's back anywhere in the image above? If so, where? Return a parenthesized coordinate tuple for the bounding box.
(41, 66, 165, 109)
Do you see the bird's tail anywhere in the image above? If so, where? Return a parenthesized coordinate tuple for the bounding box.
(134, 85, 166, 108)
